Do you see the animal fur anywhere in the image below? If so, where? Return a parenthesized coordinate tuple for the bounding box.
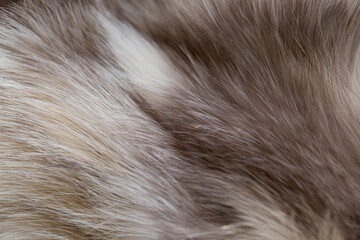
(0, 0, 359, 239)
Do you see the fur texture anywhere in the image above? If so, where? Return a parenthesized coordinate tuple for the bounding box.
(0, 0, 359, 239)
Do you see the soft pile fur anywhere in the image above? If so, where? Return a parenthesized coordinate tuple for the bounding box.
(0, 0, 359, 239)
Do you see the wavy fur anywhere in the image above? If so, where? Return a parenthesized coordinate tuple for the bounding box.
(0, 0, 359, 239)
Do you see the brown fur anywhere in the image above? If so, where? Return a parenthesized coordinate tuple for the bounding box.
(0, 0, 359, 239)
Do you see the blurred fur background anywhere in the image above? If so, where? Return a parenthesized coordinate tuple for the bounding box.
(0, 0, 359, 239)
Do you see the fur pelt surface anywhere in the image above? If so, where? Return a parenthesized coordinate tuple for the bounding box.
(0, 0, 359, 239)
